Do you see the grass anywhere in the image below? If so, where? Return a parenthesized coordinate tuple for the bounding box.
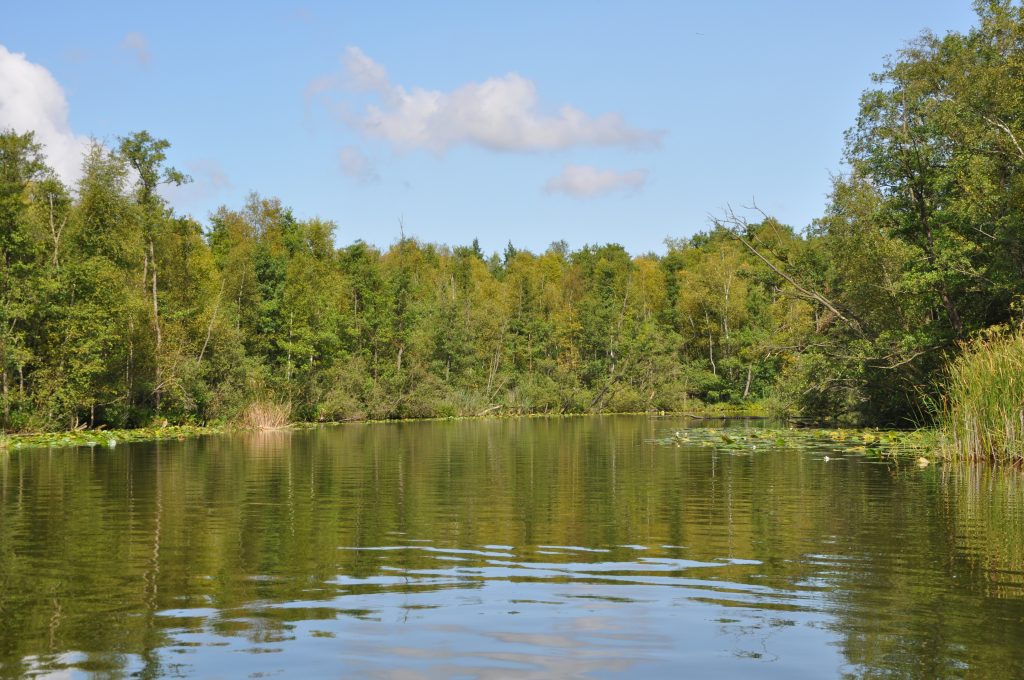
(941, 326, 1024, 466)
(235, 401, 292, 431)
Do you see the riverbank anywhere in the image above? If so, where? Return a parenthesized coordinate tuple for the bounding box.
(0, 404, 765, 452)
(0, 405, 946, 463)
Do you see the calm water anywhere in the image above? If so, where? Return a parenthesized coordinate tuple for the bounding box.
(1, 416, 1023, 679)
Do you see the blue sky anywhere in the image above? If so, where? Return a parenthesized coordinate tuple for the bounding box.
(3, 1, 978, 255)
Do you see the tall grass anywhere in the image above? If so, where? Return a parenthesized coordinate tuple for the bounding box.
(236, 401, 291, 431)
(941, 327, 1024, 465)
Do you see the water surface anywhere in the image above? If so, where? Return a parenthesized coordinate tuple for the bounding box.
(1, 416, 1022, 678)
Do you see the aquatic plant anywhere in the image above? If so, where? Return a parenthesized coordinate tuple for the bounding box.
(941, 327, 1024, 466)
(655, 425, 935, 461)
(0, 425, 218, 451)
(236, 401, 291, 431)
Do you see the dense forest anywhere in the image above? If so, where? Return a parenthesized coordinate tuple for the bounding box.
(2, 2, 1024, 433)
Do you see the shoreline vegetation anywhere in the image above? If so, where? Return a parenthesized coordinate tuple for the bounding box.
(3, 5, 1024, 464)
(0, 403, 764, 451)
(0, 404, 942, 464)
(941, 327, 1024, 467)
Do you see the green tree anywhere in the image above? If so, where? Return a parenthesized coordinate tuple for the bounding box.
(118, 131, 190, 414)
(0, 130, 48, 427)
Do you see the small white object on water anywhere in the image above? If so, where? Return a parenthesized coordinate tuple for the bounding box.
(823, 456, 830, 462)
(106, 439, 117, 448)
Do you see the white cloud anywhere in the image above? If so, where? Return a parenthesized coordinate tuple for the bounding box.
(189, 159, 230, 190)
(161, 159, 231, 207)
(342, 46, 391, 94)
(338, 145, 379, 182)
(544, 164, 649, 197)
(0, 44, 91, 183)
(304, 73, 340, 102)
(312, 47, 663, 154)
(121, 32, 151, 67)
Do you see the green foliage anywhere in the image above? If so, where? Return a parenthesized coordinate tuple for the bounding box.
(761, 2, 1024, 426)
(941, 325, 1024, 465)
(3, 145, 795, 432)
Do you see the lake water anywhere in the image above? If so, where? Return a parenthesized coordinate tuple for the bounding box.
(1, 416, 1023, 678)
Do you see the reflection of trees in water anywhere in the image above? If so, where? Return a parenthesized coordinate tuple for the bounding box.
(943, 465, 1024, 598)
(0, 418, 1022, 677)
(824, 464, 1024, 678)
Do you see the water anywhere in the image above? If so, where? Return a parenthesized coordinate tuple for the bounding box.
(1, 416, 1022, 678)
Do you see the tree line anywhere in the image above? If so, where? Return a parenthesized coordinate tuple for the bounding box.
(2, 2, 1023, 432)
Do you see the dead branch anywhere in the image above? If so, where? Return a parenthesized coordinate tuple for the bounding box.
(714, 204, 868, 339)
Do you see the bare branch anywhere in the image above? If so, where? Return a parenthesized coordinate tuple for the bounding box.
(713, 205, 868, 339)
(983, 114, 1024, 161)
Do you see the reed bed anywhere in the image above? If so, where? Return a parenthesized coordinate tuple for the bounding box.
(236, 401, 291, 431)
(942, 328, 1024, 465)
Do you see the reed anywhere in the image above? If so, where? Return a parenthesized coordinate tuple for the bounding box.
(236, 401, 291, 431)
(941, 327, 1024, 465)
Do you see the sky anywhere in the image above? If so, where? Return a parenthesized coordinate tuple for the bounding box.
(2, 1, 980, 256)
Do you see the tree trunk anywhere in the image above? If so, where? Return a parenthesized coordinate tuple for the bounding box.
(913, 187, 964, 337)
(49, 194, 66, 270)
(2, 368, 8, 428)
(705, 310, 716, 375)
(149, 239, 162, 411)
